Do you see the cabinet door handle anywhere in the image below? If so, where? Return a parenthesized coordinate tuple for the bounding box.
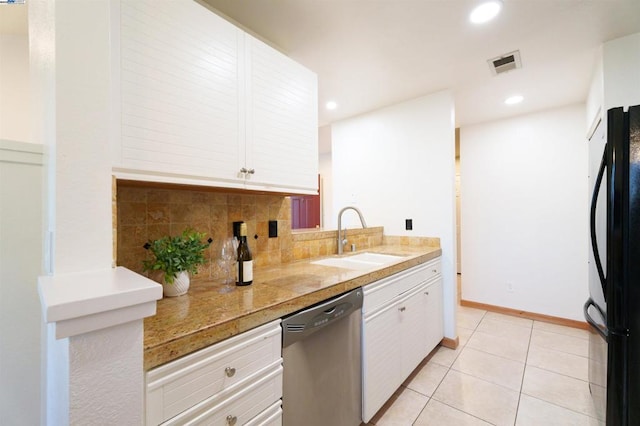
(398, 306, 406, 312)
(239, 167, 248, 174)
(432, 269, 438, 273)
(424, 291, 430, 296)
(247, 168, 255, 174)
(226, 415, 237, 425)
(225, 367, 236, 377)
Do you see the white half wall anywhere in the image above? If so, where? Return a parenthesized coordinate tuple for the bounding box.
(30, 0, 152, 423)
(331, 91, 457, 338)
(0, 35, 31, 143)
(460, 104, 588, 321)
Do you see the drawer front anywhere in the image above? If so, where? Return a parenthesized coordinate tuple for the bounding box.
(163, 362, 283, 426)
(146, 320, 281, 425)
(363, 258, 441, 313)
(244, 400, 282, 426)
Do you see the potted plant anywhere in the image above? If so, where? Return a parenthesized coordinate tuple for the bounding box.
(143, 228, 211, 297)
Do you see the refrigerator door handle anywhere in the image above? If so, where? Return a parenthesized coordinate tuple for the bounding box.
(590, 145, 608, 298)
(584, 298, 608, 341)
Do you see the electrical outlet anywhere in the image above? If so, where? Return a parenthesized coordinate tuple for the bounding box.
(268, 220, 278, 238)
(506, 282, 514, 293)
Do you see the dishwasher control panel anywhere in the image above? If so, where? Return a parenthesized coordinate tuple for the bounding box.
(282, 288, 363, 347)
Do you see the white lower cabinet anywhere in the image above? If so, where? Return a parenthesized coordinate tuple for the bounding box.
(145, 320, 282, 426)
(244, 400, 282, 426)
(362, 259, 444, 423)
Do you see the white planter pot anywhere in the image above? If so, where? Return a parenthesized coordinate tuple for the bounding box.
(162, 271, 190, 297)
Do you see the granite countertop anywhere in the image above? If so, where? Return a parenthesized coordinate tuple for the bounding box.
(143, 244, 442, 370)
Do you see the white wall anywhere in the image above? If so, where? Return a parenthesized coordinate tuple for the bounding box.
(586, 47, 603, 135)
(603, 32, 640, 111)
(331, 91, 457, 338)
(0, 141, 43, 426)
(460, 104, 588, 321)
(0, 35, 31, 143)
(51, 0, 113, 274)
(587, 32, 640, 136)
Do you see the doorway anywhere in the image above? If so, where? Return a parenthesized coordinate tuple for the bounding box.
(455, 128, 462, 301)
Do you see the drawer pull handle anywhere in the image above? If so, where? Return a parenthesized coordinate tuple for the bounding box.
(425, 291, 430, 296)
(399, 306, 406, 312)
(226, 415, 237, 425)
(225, 367, 236, 377)
(432, 269, 437, 273)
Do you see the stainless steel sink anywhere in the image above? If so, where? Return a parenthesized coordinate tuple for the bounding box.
(311, 252, 406, 270)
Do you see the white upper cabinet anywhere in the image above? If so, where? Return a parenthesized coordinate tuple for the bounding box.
(244, 35, 318, 193)
(113, 0, 318, 194)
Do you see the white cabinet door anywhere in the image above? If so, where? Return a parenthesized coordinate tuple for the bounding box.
(245, 35, 318, 194)
(424, 278, 444, 352)
(117, 0, 245, 187)
(398, 285, 430, 380)
(362, 260, 444, 423)
(362, 302, 402, 423)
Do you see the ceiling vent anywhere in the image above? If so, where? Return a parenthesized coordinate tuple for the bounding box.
(488, 50, 522, 76)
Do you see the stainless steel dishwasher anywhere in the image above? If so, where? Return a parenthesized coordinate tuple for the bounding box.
(281, 287, 363, 426)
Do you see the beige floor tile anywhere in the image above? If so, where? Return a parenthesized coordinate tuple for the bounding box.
(521, 365, 600, 419)
(383, 306, 602, 425)
(458, 307, 486, 330)
(430, 344, 464, 368)
(452, 347, 525, 391)
(485, 311, 533, 329)
(533, 321, 590, 340)
(466, 329, 530, 362)
(432, 370, 519, 426)
(458, 326, 474, 347)
(405, 361, 449, 397)
(374, 386, 428, 426)
(530, 328, 589, 357)
(414, 399, 491, 426)
(476, 318, 532, 342)
(526, 345, 588, 381)
(516, 394, 604, 426)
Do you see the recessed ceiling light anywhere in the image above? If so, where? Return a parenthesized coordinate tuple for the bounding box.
(505, 95, 524, 105)
(326, 101, 338, 110)
(470, 1, 503, 24)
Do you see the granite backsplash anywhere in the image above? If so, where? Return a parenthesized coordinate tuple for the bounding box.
(115, 183, 401, 283)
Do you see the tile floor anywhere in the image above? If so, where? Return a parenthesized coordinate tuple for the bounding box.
(367, 305, 603, 426)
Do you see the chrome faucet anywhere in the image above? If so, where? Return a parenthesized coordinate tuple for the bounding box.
(337, 206, 368, 255)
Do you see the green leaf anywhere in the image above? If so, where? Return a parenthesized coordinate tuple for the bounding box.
(142, 227, 211, 284)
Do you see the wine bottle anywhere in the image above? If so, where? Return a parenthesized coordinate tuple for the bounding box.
(236, 223, 253, 286)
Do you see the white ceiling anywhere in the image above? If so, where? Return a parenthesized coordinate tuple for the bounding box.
(203, 0, 640, 146)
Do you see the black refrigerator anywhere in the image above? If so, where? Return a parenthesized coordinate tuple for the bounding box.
(586, 105, 640, 425)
